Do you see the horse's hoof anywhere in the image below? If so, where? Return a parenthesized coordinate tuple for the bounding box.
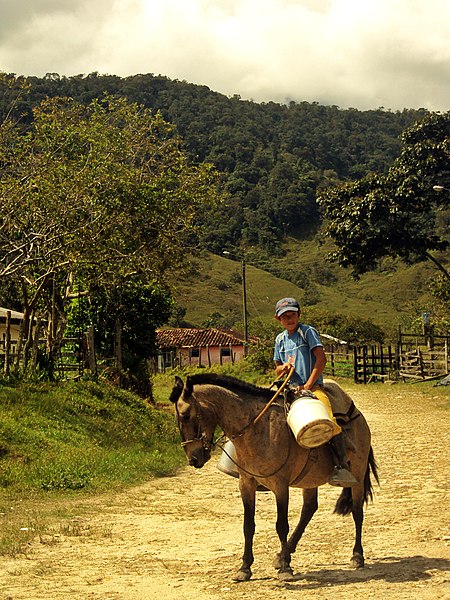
(233, 568, 252, 582)
(278, 568, 295, 582)
(350, 553, 364, 569)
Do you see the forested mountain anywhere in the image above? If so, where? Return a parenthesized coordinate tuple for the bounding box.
(2, 72, 427, 262)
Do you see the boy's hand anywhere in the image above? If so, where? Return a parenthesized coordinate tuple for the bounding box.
(280, 362, 293, 375)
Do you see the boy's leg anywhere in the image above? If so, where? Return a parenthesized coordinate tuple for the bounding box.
(312, 387, 358, 487)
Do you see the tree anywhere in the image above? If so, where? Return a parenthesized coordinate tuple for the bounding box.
(0, 90, 222, 372)
(317, 111, 450, 281)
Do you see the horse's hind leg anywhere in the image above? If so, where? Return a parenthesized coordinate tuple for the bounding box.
(335, 486, 365, 568)
(273, 488, 318, 572)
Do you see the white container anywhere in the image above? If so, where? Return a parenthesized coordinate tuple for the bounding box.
(217, 440, 239, 478)
(287, 397, 334, 448)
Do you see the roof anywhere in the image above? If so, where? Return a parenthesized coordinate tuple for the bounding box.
(321, 333, 348, 345)
(156, 327, 253, 349)
(0, 307, 26, 320)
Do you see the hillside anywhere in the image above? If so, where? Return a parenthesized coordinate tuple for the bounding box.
(2, 73, 428, 258)
(172, 242, 438, 337)
(1, 73, 445, 338)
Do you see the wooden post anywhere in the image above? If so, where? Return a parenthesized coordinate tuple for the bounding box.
(445, 338, 449, 374)
(363, 345, 368, 384)
(4, 310, 11, 376)
(353, 346, 359, 383)
(86, 325, 97, 375)
(31, 318, 42, 372)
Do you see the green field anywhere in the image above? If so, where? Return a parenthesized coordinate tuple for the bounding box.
(172, 239, 441, 337)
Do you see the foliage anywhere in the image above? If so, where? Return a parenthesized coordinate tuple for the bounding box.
(0, 86, 222, 372)
(1, 72, 427, 258)
(317, 111, 450, 280)
(302, 309, 385, 344)
(0, 378, 183, 498)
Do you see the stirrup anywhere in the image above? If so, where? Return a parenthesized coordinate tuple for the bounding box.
(328, 466, 358, 487)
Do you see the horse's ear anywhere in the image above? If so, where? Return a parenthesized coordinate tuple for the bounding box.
(185, 375, 194, 395)
(169, 376, 184, 403)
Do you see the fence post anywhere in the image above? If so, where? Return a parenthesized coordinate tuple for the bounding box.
(445, 337, 449, 374)
(86, 325, 97, 375)
(362, 345, 368, 384)
(353, 346, 359, 383)
(4, 310, 11, 376)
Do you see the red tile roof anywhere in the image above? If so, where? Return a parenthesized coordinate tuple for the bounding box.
(156, 327, 252, 349)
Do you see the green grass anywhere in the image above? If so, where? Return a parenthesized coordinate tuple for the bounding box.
(172, 241, 447, 338)
(0, 377, 187, 555)
(0, 379, 184, 496)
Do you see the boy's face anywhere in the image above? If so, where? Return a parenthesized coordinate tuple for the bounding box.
(278, 310, 299, 334)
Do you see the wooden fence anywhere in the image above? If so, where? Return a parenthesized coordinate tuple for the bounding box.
(1, 321, 448, 384)
(329, 333, 449, 383)
(0, 326, 97, 379)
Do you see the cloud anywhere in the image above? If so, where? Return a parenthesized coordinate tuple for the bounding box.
(1, 0, 450, 111)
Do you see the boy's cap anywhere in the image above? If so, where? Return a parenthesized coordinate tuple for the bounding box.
(275, 297, 300, 317)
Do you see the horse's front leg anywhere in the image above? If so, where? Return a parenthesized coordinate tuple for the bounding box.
(233, 478, 256, 582)
(274, 487, 295, 581)
(350, 487, 365, 568)
(287, 487, 318, 553)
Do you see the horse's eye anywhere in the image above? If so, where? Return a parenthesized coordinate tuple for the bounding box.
(180, 412, 190, 422)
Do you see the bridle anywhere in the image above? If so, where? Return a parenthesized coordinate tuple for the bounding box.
(175, 392, 214, 453)
(175, 367, 296, 478)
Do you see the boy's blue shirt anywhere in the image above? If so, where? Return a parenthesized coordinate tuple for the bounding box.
(273, 323, 323, 386)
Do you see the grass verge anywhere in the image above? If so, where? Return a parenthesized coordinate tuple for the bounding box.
(0, 377, 184, 555)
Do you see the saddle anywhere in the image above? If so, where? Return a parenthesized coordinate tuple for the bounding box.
(323, 379, 361, 427)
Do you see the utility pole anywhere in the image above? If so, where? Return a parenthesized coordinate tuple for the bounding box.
(241, 258, 248, 355)
(223, 250, 249, 355)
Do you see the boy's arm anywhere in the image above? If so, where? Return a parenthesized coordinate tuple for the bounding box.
(303, 346, 327, 391)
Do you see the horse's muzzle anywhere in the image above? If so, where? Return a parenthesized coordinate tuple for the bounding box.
(189, 447, 211, 468)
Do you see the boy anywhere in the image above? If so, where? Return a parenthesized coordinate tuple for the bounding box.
(274, 297, 357, 487)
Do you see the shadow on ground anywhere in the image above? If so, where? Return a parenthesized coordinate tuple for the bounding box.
(281, 555, 450, 590)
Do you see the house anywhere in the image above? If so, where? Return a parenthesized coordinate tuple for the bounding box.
(155, 327, 255, 371)
(0, 307, 27, 348)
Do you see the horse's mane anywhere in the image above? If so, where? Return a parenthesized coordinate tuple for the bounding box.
(186, 373, 274, 401)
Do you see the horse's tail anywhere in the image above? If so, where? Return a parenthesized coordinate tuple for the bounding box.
(334, 446, 379, 516)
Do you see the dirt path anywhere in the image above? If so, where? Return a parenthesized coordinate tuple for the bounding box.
(1, 385, 449, 600)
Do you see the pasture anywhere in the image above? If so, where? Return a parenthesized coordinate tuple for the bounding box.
(0, 381, 449, 599)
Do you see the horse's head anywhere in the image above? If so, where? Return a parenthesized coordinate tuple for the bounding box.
(169, 375, 215, 468)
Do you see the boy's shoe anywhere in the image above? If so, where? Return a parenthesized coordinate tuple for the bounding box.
(328, 466, 358, 487)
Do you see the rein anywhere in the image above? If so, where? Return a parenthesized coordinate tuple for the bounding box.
(176, 366, 295, 461)
(231, 365, 295, 439)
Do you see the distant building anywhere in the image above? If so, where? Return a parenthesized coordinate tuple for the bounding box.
(0, 307, 27, 347)
(155, 327, 256, 371)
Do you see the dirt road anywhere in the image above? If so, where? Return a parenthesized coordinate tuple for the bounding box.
(1, 384, 449, 600)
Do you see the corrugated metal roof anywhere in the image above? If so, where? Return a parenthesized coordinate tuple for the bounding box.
(156, 327, 251, 349)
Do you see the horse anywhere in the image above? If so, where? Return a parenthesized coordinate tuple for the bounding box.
(170, 372, 379, 582)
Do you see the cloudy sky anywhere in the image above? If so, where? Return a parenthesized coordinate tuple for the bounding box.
(1, 0, 449, 111)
